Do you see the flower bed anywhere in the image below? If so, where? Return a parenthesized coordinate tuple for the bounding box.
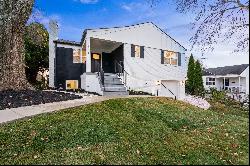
(0, 90, 82, 110)
(182, 95, 211, 110)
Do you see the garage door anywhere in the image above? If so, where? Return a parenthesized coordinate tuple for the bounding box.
(159, 80, 179, 99)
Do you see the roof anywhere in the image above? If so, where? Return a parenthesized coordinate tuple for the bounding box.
(54, 39, 81, 46)
(203, 64, 249, 76)
(80, 22, 187, 50)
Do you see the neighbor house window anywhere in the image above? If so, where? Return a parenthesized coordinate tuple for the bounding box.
(82, 50, 86, 63)
(73, 49, 81, 63)
(135, 45, 141, 58)
(206, 77, 215, 85)
(164, 51, 178, 65)
(66, 80, 78, 90)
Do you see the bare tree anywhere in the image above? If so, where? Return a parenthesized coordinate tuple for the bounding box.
(149, 0, 249, 52)
(0, 0, 34, 91)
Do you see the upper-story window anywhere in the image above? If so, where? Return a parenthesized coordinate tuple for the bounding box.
(82, 50, 86, 63)
(164, 51, 178, 65)
(206, 77, 215, 85)
(73, 49, 81, 63)
(135, 45, 141, 58)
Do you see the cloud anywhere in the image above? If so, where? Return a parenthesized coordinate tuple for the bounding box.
(76, 0, 99, 4)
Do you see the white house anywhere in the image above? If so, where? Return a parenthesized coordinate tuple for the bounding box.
(49, 22, 187, 99)
(203, 64, 249, 94)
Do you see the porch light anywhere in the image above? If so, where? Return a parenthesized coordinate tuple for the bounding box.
(93, 54, 100, 60)
(156, 80, 161, 85)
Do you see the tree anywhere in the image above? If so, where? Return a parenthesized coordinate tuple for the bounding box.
(0, 0, 34, 91)
(186, 54, 196, 95)
(194, 60, 204, 96)
(149, 0, 249, 52)
(24, 22, 49, 85)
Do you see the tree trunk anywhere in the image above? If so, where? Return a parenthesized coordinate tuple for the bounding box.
(0, 0, 34, 91)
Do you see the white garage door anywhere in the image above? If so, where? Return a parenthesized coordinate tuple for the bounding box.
(159, 80, 179, 99)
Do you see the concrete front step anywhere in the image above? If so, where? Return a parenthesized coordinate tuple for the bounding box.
(103, 87, 127, 92)
(103, 91, 129, 96)
(104, 80, 123, 84)
(104, 83, 125, 87)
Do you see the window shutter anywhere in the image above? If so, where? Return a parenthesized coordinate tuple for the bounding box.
(140, 46, 144, 58)
(178, 53, 182, 66)
(131, 44, 135, 57)
(161, 50, 164, 64)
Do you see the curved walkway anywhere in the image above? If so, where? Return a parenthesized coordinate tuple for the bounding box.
(0, 95, 151, 124)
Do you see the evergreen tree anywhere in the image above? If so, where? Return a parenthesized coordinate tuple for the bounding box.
(186, 54, 195, 95)
(194, 60, 205, 96)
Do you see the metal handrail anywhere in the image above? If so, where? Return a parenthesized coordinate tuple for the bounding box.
(114, 60, 129, 87)
(161, 83, 177, 100)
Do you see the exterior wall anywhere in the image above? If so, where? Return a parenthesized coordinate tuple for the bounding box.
(241, 66, 249, 94)
(49, 21, 58, 88)
(82, 73, 103, 95)
(123, 43, 186, 99)
(55, 47, 85, 89)
(87, 23, 186, 54)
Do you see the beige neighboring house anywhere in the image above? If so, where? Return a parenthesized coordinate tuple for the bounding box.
(203, 64, 249, 95)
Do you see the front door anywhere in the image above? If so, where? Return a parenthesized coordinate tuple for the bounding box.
(91, 53, 101, 73)
(102, 53, 114, 73)
(223, 78, 230, 90)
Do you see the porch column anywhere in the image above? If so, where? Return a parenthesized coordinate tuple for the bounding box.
(224, 77, 226, 90)
(239, 76, 241, 93)
(86, 37, 91, 73)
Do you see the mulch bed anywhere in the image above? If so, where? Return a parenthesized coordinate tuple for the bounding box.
(0, 90, 82, 110)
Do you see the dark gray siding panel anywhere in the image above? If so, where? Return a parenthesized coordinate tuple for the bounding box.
(55, 47, 86, 89)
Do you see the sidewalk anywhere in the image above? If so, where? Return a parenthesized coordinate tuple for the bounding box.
(0, 95, 151, 124)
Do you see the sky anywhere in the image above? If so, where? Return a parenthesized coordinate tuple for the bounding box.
(33, 0, 249, 68)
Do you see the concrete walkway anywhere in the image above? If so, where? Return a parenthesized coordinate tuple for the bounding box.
(0, 95, 151, 124)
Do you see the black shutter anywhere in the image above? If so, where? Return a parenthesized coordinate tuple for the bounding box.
(178, 52, 182, 66)
(131, 44, 135, 57)
(161, 50, 164, 64)
(140, 46, 144, 58)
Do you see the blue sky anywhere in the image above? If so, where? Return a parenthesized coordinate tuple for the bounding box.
(34, 0, 249, 68)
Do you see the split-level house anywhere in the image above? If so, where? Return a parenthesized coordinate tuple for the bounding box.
(203, 64, 249, 94)
(49, 22, 187, 99)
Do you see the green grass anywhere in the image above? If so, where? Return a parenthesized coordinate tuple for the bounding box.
(0, 97, 249, 165)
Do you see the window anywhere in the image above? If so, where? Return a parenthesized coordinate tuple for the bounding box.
(135, 45, 141, 58)
(73, 49, 81, 63)
(164, 51, 178, 65)
(82, 50, 86, 63)
(66, 80, 78, 90)
(206, 77, 215, 85)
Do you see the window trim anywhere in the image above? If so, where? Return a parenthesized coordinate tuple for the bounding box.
(163, 50, 179, 66)
(66, 80, 79, 90)
(206, 77, 216, 86)
(73, 49, 81, 64)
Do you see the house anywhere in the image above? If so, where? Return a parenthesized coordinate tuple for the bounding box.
(202, 64, 249, 94)
(49, 21, 187, 99)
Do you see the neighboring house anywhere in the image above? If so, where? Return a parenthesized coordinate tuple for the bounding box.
(49, 21, 187, 99)
(203, 64, 249, 95)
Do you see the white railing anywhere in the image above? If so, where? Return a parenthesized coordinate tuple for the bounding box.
(223, 86, 246, 93)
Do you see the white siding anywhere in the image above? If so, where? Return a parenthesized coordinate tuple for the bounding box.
(123, 43, 186, 98)
(87, 23, 186, 54)
(241, 67, 249, 94)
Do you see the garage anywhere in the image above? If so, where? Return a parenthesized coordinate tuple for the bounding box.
(159, 80, 180, 99)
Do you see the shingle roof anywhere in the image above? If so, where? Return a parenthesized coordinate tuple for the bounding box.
(203, 64, 249, 76)
(54, 39, 81, 46)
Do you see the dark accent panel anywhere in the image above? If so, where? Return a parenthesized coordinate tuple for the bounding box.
(140, 46, 144, 58)
(55, 47, 86, 89)
(161, 50, 164, 64)
(178, 52, 182, 66)
(131, 44, 135, 57)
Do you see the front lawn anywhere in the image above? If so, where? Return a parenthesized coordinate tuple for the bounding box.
(0, 97, 248, 165)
